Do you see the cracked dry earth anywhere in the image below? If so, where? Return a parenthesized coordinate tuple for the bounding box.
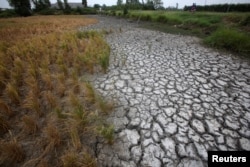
(82, 15, 250, 167)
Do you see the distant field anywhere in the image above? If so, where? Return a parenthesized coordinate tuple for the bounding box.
(114, 10, 250, 55)
(0, 16, 113, 167)
(0, 15, 97, 42)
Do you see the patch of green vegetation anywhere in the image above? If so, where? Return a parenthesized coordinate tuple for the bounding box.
(117, 10, 249, 56)
(76, 30, 99, 39)
(240, 15, 250, 26)
(153, 14, 182, 24)
(204, 28, 250, 55)
(141, 22, 197, 36)
(97, 124, 115, 145)
(0, 9, 17, 18)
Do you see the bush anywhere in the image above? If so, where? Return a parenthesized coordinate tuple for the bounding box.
(184, 18, 210, 27)
(112, 10, 117, 16)
(240, 15, 250, 26)
(0, 9, 17, 18)
(128, 13, 137, 19)
(204, 28, 250, 54)
(156, 15, 169, 23)
(70, 7, 97, 15)
(37, 8, 56, 15)
(184, 4, 250, 12)
(117, 11, 123, 16)
(123, 6, 128, 16)
(141, 14, 152, 21)
(165, 16, 182, 25)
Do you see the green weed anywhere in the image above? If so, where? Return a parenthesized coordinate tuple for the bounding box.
(97, 124, 114, 145)
(204, 28, 250, 54)
(76, 30, 99, 39)
(54, 107, 67, 119)
(99, 53, 110, 73)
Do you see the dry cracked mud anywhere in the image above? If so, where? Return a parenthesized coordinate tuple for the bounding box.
(82, 15, 250, 167)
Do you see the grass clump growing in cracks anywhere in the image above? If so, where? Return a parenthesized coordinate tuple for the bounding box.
(97, 124, 115, 145)
(0, 15, 113, 167)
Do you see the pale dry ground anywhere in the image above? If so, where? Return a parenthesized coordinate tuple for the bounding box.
(83, 15, 250, 167)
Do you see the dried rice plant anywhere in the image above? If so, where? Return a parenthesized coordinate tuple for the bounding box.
(22, 115, 38, 134)
(0, 133, 25, 164)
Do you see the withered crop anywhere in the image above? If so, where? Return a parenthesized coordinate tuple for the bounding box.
(0, 15, 113, 167)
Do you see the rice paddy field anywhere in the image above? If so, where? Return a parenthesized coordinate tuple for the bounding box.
(0, 15, 113, 167)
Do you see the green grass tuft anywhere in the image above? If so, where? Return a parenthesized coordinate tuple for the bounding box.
(204, 28, 250, 55)
(97, 124, 114, 145)
(76, 30, 99, 39)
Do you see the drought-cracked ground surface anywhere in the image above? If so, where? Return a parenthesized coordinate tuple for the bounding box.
(82, 15, 250, 167)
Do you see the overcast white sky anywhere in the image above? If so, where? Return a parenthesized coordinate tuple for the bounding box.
(1, 0, 249, 9)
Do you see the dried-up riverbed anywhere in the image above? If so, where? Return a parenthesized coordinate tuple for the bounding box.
(82, 15, 250, 167)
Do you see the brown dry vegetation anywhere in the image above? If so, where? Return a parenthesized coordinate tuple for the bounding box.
(0, 15, 97, 43)
(0, 15, 114, 167)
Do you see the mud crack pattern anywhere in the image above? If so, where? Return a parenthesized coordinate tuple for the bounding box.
(82, 16, 250, 167)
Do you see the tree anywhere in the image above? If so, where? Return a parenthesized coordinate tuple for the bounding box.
(145, 0, 154, 10)
(153, 0, 163, 9)
(127, 0, 140, 4)
(44, 0, 51, 6)
(32, 0, 51, 12)
(82, 0, 87, 8)
(63, 0, 71, 11)
(117, 0, 123, 6)
(126, 0, 142, 9)
(57, 0, 64, 10)
(145, 0, 162, 9)
(94, 4, 101, 9)
(7, 0, 32, 16)
(102, 4, 107, 10)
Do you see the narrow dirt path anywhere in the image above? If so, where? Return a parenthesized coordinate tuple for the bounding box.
(83, 15, 250, 167)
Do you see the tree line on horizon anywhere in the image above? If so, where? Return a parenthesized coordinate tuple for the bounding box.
(3, 0, 250, 17)
(5, 0, 88, 16)
(184, 3, 250, 12)
(3, 0, 164, 16)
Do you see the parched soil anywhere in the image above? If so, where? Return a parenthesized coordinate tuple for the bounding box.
(83, 15, 250, 167)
